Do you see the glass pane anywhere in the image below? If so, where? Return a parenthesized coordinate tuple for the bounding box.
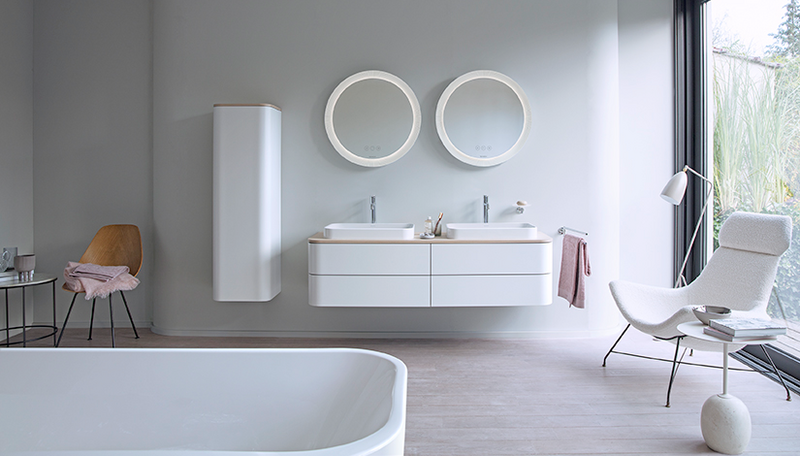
(711, 0, 800, 358)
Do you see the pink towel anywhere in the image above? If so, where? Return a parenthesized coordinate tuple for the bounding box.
(557, 234, 591, 308)
(69, 263, 129, 282)
(63, 261, 139, 300)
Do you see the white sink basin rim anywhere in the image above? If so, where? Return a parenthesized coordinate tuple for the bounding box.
(446, 222, 538, 240)
(324, 223, 415, 240)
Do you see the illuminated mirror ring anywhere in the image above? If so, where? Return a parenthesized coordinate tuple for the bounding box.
(325, 70, 421, 168)
(436, 70, 532, 167)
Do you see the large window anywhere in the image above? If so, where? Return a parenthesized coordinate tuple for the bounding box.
(709, 0, 800, 361)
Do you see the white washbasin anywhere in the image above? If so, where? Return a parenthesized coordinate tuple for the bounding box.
(324, 223, 415, 240)
(446, 222, 538, 240)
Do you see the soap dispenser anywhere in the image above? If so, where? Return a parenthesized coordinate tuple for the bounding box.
(421, 217, 434, 239)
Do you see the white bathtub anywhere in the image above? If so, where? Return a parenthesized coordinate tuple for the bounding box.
(0, 347, 407, 455)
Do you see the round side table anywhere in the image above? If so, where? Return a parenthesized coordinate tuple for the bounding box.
(0, 274, 58, 347)
(677, 321, 781, 455)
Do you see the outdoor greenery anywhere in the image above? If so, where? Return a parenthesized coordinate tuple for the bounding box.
(713, 2, 800, 322)
(768, 0, 800, 58)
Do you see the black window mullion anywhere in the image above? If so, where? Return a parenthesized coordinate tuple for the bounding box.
(674, 0, 710, 285)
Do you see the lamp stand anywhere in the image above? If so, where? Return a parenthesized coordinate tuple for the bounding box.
(675, 166, 714, 288)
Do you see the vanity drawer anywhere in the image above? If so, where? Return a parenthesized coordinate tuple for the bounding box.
(431, 243, 552, 275)
(309, 244, 430, 275)
(309, 275, 430, 307)
(431, 274, 552, 307)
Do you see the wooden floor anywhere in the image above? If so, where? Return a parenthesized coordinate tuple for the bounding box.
(11, 327, 800, 455)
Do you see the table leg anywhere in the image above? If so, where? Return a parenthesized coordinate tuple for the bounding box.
(722, 342, 729, 395)
(21, 286, 26, 347)
(701, 342, 752, 454)
(52, 281, 57, 347)
(4, 289, 8, 347)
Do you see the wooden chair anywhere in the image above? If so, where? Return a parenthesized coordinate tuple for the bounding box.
(57, 225, 142, 347)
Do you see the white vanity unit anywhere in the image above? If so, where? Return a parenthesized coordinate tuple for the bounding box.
(308, 233, 552, 307)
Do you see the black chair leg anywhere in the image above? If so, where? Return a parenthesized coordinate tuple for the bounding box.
(88, 298, 96, 340)
(56, 294, 78, 347)
(760, 345, 792, 401)
(603, 324, 631, 367)
(119, 291, 139, 339)
(109, 293, 115, 348)
(666, 336, 687, 408)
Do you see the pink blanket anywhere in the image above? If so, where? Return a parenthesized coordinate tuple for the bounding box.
(557, 234, 591, 308)
(69, 262, 129, 281)
(63, 261, 140, 299)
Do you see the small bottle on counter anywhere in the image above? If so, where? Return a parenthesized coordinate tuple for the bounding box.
(420, 217, 435, 239)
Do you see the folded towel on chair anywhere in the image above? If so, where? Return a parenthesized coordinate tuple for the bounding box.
(557, 234, 591, 308)
(69, 263, 129, 282)
(63, 261, 139, 300)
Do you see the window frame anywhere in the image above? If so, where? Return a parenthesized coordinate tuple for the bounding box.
(674, 0, 710, 284)
(678, 0, 800, 392)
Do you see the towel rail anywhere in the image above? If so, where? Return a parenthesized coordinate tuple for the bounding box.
(558, 226, 588, 236)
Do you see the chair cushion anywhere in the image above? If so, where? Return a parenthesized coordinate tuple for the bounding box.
(718, 212, 791, 256)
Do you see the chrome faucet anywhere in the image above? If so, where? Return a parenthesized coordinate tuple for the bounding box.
(483, 195, 489, 223)
(370, 196, 376, 224)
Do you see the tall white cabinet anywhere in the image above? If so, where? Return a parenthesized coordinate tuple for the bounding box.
(213, 104, 281, 301)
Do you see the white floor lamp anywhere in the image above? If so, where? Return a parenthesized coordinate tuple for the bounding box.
(661, 165, 714, 288)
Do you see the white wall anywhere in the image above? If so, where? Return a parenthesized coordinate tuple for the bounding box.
(618, 0, 676, 288)
(32, 0, 153, 327)
(0, 0, 34, 331)
(25, 0, 675, 338)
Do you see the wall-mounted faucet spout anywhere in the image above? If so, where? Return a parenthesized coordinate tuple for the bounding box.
(370, 196, 376, 224)
(483, 195, 489, 223)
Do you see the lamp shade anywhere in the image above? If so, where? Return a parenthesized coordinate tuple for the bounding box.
(661, 170, 688, 205)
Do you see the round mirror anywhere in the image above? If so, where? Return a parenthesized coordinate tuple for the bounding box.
(325, 71, 421, 167)
(436, 70, 531, 167)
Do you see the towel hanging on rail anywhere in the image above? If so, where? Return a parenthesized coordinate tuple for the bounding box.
(557, 234, 591, 308)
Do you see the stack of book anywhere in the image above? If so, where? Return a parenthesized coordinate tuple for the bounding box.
(703, 317, 787, 342)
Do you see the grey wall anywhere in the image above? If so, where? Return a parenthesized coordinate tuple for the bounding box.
(32, 0, 154, 326)
(0, 0, 34, 330)
(23, 0, 675, 338)
(152, 0, 624, 337)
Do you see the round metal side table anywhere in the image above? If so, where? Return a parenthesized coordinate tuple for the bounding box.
(1, 274, 58, 347)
